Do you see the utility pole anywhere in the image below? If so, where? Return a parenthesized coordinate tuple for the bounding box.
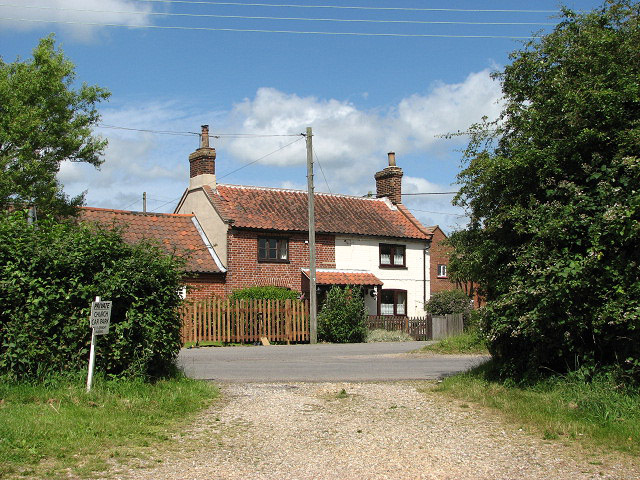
(143, 192, 147, 214)
(306, 127, 317, 344)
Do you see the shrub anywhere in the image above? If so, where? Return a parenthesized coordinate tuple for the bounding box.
(317, 286, 367, 343)
(425, 289, 472, 325)
(229, 286, 299, 301)
(0, 212, 185, 381)
(366, 329, 413, 343)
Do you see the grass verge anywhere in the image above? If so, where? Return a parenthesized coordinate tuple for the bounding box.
(435, 361, 640, 455)
(0, 373, 218, 479)
(418, 330, 488, 355)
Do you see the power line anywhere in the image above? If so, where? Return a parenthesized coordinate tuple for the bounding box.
(313, 151, 331, 194)
(98, 124, 198, 136)
(410, 208, 467, 218)
(217, 135, 305, 180)
(402, 191, 459, 195)
(130, 0, 559, 14)
(0, 17, 539, 39)
(1, 4, 556, 26)
(97, 123, 300, 138)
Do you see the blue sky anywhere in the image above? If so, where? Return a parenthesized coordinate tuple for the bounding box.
(1, 0, 603, 232)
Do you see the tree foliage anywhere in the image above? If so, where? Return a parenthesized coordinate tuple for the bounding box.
(0, 35, 110, 217)
(449, 1, 640, 379)
(0, 212, 185, 381)
(317, 286, 367, 343)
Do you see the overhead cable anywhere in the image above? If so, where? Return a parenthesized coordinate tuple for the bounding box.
(0, 4, 556, 26)
(130, 0, 559, 14)
(0, 17, 539, 38)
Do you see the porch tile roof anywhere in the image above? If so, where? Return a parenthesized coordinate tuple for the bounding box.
(79, 207, 223, 274)
(204, 184, 431, 241)
(302, 269, 383, 286)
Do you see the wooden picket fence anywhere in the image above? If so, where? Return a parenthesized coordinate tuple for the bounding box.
(180, 298, 309, 345)
(366, 313, 463, 341)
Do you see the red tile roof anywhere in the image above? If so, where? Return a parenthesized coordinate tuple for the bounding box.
(79, 207, 223, 274)
(203, 184, 431, 240)
(302, 269, 383, 286)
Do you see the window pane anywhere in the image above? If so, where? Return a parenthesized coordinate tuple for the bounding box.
(381, 290, 395, 316)
(278, 239, 288, 260)
(258, 238, 267, 259)
(396, 291, 406, 315)
(380, 244, 391, 265)
(394, 246, 405, 265)
(268, 238, 277, 259)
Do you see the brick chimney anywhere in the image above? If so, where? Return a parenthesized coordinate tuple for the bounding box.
(189, 125, 216, 190)
(375, 152, 403, 204)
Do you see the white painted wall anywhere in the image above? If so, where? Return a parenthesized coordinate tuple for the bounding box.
(335, 236, 429, 317)
(176, 188, 229, 267)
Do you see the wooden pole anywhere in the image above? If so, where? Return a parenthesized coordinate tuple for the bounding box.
(306, 127, 317, 344)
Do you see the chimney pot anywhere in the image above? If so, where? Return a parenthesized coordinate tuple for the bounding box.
(375, 152, 403, 204)
(200, 125, 210, 148)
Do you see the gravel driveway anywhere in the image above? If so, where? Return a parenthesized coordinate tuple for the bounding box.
(107, 381, 638, 480)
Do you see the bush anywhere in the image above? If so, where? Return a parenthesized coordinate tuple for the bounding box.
(229, 286, 299, 301)
(0, 212, 185, 381)
(366, 329, 413, 343)
(425, 289, 472, 324)
(317, 286, 367, 343)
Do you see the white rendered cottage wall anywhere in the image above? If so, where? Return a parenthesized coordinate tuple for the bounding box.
(334, 236, 429, 317)
(176, 189, 229, 267)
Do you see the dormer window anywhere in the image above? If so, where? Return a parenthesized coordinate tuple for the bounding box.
(258, 237, 289, 262)
(379, 243, 405, 268)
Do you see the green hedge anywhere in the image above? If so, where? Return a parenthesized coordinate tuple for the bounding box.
(318, 286, 367, 343)
(229, 286, 299, 301)
(0, 212, 185, 380)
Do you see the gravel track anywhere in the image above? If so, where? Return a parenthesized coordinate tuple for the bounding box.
(106, 381, 639, 480)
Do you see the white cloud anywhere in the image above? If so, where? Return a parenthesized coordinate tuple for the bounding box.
(58, 69, 501, 222)
(0, 0, 153, 39)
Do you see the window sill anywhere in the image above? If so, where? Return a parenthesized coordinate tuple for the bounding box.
(258, 259, 290, 264)
(436, 275, 448, 279)
(379, 265, 407, 269)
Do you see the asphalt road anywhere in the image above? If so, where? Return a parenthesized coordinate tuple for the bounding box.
(178, 341, 488, 382)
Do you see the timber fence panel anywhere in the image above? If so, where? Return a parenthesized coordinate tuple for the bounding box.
(180, 298, 310, 345)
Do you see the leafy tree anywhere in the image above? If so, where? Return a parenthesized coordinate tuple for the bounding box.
(0, 211, 185, 380)
(317, 286, 367, 343)
(449, 1, 640, 379)
(0, 35, 110, 217)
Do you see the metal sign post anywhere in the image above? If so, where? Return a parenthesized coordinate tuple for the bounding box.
(86, 296, 112, 392)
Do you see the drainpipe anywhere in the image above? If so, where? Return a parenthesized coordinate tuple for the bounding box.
(423, 240, 431, 310)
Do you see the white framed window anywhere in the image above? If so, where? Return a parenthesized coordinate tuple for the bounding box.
(380, 289, 407, 316)
(437, 264, 447, 278)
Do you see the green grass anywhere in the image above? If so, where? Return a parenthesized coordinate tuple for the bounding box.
(435, 361, 640, 455)
(0, 373, 218, 479)
(418, 330, 488, 355)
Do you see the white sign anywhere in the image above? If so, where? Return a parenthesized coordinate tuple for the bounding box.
(90, 300, 112, 335)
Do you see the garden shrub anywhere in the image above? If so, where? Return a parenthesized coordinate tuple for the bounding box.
(317, 286, 367, 343)
(0, 212, 185, 381)
(425, 289, 473, 326)
(229, 286, 299, 301)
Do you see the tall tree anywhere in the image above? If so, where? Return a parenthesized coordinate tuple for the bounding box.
(0, 35, 110, 216)
(449, 1, 640, 379)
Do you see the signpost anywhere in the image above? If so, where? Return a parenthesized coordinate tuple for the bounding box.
(86, 296, 112, 392)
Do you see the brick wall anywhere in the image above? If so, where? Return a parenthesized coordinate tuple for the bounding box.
(429, 227, 457, 294)
(185, 273, 226, 299)
(225, 229, 336, 294)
